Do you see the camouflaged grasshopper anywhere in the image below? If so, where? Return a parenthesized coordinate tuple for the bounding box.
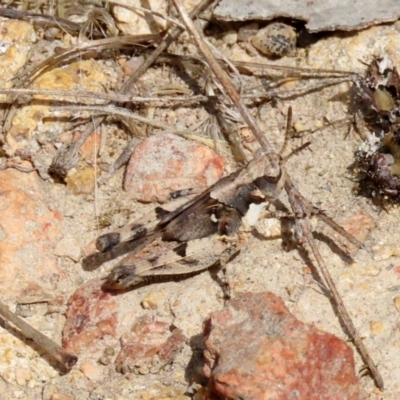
(83, 149, 288, 290)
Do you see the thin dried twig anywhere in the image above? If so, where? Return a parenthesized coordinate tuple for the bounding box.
(231, 60, 359, 78)
(285, 177, 383, 389)
(171, 0, 384, 389)
(172, 0, 271, 151)
(0, 300, 77, 371)
(50, 104, 194, 134)
(13, 35, 161, 89)
(0, 87, 203, 105)
(0, 162, 36, 173)
(119, 0, 213, 95)
(0, 7, 84, 34)
(0, 77, 351, 104)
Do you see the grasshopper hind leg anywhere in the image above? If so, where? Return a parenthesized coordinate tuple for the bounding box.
(103, 236, 240, 293)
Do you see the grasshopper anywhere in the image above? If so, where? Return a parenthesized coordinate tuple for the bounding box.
(83, 148, 289, 289)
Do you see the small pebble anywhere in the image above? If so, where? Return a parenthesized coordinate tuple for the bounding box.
(251, 22, 297, 57)
(77, 131, 100, 162)
(240, 127, 256, 143)
(124, 133, 225, 203)
(302, 266, 312, 275)
(65, 167, 97, 195)
(373, 244, 400, 261)
(238, 23, 259, 42)
(98, 346, 115, 365)
(394, 297, 400, 312)
(259, 218, 281, 237)
(141, 291, 165, 310)
(123, 55, 145, 75)
(54, 236, 82, 262)
(80, 360, 103, 382)
(138, 365, 150, 375)
(352, 263, 382, 277)
(370, 321, 384, 334)
(222, 30, 237, 45)
(294, 121, 305, 132)
(15, 367, 31, 386)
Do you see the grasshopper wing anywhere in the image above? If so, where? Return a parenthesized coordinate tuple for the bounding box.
(105, 235, 232, 289)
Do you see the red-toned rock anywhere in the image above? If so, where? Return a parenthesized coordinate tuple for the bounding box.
(115, 315, 187, 374)
(343, 211, 375, 244)
(72, 131, 101, 163)
(203, 292, 365, 400)
(0, 168, 65, 301)
(158, 328, 187, 363)
(124, 134, 225, 203)
(62, 279, 118, 355)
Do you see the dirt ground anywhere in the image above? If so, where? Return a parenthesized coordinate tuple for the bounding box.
(0, 3, 400, 400)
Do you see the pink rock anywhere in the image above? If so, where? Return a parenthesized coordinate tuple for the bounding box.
(158, 328, 187, 363)
(80, 360, 103, 382)
(0, 168, 65, 301)
(343, 211, 374, 244)
(14, 367, 31, 386)
(203, 292, 365, 400)
(124, 134, 225, 203)
(115, 315, 187, 374)
(72, 130, 100, 162)
(62, 279, 117, 355)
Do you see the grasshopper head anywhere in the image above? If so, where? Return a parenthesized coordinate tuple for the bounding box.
(104, 265, 143, 290)
(247, 152, 285, 201)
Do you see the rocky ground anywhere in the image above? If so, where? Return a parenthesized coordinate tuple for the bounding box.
(0, 2, 400, 399)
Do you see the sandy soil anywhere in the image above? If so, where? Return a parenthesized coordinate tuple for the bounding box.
(0, 5, 400, 400)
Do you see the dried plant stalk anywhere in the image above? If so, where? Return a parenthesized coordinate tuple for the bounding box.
(0, 300, 77, 371)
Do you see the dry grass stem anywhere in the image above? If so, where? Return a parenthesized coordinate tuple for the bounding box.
(0, 300, 77, 371)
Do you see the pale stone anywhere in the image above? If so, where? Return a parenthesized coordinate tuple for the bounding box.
(370, 321, 384, 335)
(141, 291, 165, 310)
(65, 167, 98, 195)
(54, 236, 82, 262)
(0, 20, 36, 89)
(80, 360, 103, 382)
(15, 367, 31, 386)
(394, 297, 400, 312)
(222, 30, 238, 45)
(113, 0, 168, 35)
(352, 263, 382, 277)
